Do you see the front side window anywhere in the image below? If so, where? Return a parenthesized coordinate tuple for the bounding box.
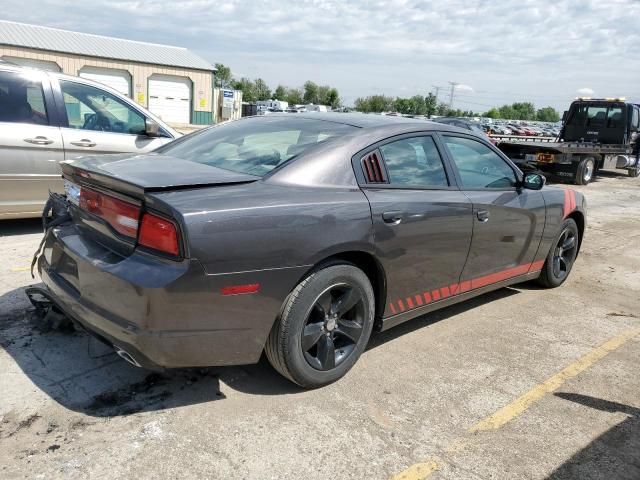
(60, 80, 145, 135)
(0, 71, 48, 125)
(157, 116, 357, 176)
(443, 136, 517, 189)
(379, 136, 448, 187)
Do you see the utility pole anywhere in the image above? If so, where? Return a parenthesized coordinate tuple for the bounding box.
(431, 85, 443, 102)
(448, 81, 459, 108)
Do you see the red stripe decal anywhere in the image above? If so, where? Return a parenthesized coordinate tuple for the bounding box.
(529, 259, 545, 272)
(570, 190, 576, 212)
(389, 260, 545, 316)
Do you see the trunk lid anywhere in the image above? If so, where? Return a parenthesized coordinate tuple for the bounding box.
(60, 153, 258, 258)
(61, 153, 258, 198)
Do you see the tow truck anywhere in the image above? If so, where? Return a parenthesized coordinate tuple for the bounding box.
(496, 98, 640, 184)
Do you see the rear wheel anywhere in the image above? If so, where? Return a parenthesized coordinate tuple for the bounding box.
(627, 163, 640, 177)
(265, 263, 375, 388)
(575, 157, 596, 185)
(537, 218, 579, 288)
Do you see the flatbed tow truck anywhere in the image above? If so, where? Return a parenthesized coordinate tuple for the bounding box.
(496, 98, 640, 184)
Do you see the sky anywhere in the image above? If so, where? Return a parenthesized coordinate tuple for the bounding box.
(2, 0, 640, 111)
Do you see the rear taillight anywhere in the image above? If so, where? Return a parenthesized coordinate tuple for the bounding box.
(79, 187, 140, 238)
(138, 213, 180, 256)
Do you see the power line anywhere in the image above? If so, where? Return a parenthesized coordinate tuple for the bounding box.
(431, 85, 443, 103)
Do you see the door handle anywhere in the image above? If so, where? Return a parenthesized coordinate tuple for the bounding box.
(23, 136, 53, 145)
(476, 210, 490, 222)
(382, 211, 404, 224)
(70, 139, 97, 147)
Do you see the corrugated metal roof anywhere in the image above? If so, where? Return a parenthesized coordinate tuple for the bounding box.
(0, 20, 214, 71)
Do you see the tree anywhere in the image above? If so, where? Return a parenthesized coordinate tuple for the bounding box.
(354, 95, 395, 113)
(394, 98, 413, 114)
(214, 63, 232, 88)
(424, 93, 437, 117)
(536, 106, 560, 122)
(232, 77, 256, 102)
(286, 88, 304, 105)
(253, 78, 271, 101)
(273, 85, 287, 101)
(303, 81, 319, 104)
(436, 102, 449, 116)
(483, 108, 500, 119)
(325, 88, 340, 109)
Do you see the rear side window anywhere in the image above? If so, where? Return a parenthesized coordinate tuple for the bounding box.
(443, 136, 516, 189)
(0, 71, 48, 125)
(379, 136, 448, 187)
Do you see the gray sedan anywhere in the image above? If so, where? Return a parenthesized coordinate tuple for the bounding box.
(34, 113, 586, 387)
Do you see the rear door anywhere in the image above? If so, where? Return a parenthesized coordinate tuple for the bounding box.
(440, 134, 545, 286)
(54, 78, 172, 159)
(0, 69, 64, 218)
(356, 134, 473, 318)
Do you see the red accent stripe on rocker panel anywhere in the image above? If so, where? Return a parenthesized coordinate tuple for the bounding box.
(391, 260, 546, 316)
(563, 189, 577, 218)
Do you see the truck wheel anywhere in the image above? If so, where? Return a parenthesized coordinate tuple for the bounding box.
(575, 157, 595, 185)
(627, 165, 640, 178)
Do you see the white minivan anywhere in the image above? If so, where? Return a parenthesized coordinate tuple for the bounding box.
(0, 62, 180, 219)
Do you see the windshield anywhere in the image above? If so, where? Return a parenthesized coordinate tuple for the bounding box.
(157, 116, 357, 176)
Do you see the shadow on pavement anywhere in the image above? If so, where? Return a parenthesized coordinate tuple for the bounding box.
(1, 284, 520, 416)
(547, 392, 640, 479)
(0, 218, 43, 237)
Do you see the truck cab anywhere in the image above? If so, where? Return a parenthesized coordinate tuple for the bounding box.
(561, 98, 640, 145)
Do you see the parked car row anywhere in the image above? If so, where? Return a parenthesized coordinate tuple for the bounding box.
(483, 121, 560, 138)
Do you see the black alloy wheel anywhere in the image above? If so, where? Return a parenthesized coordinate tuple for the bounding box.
(552, 228, 578, 282)
(301, 284, 365, 371)
(537, 218, 579, 288)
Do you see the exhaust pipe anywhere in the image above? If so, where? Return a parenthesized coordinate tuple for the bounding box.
(115, 347, 142, 368)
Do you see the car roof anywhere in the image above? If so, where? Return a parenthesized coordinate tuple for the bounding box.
(268, 112, 428, 129)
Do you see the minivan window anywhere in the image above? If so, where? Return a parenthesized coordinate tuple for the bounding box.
(60, 80, 145, 135)
(157, 116, 357, 176)
(0, 71, 48, 125)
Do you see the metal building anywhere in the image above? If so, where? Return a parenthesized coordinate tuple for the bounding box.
(0, 20, 219, 126)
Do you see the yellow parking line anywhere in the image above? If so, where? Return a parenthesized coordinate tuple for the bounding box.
(469, 327, 640, 432)
(390, 460, 440, 480)
(390, 327, 640, 480)
(10, 266, 31, 272)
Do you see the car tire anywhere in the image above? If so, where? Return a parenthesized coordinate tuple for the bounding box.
(537, 218, 579, 288)
(575, 156, 596, 185)
(265, 263, 375, 388)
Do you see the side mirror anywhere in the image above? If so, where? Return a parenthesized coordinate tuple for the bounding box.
(522, 172, 546, 190)
(145, 118, 160, 137)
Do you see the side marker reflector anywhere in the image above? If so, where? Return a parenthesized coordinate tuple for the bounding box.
(221, 283, 260, 296)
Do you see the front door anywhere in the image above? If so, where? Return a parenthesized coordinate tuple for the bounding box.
(359, 135, 473, 318)
(56, 79, 170, 159)
(440, 134, 545, 287)
(0, 70, 64, 217)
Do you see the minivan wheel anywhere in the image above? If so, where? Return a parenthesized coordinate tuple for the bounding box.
(575, 157, 595, 185)
(265, 263, 375, 388)
(536, 218, 579, 288)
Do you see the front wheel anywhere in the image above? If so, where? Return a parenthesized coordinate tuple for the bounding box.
(537, 218, 579, 288)
(265, 263, 375, 388)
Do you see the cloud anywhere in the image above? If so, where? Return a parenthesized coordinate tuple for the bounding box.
(456, 84, 474, 93)
(576, 87, 595, 96)
(2, 0, 640, 109)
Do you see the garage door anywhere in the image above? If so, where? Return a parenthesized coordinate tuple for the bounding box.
(148, 75, 191, 125)
(2, 56, 61, 72)
(79, 67, 131, 97)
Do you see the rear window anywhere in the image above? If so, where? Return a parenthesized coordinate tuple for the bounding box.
(567, 103, 626, 128)
(157, 116, 357, 176)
